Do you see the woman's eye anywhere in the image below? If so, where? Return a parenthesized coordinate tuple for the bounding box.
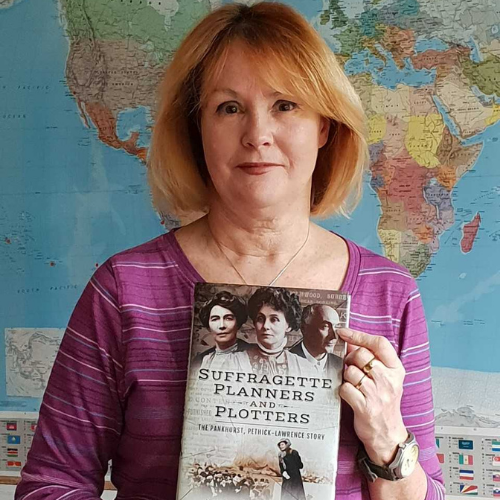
(217, 103, 239, 115)
(276, 100, 297, 112)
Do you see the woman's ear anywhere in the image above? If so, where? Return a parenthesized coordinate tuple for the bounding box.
(318, 117, 331, 149)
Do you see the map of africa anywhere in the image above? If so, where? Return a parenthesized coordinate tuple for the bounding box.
(0, 0, 499, 447)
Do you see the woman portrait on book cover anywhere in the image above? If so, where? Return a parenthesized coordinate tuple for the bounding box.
(224, 287, 314, 377)
(193, 290, 250, 371)
(278, 439, 306, 500)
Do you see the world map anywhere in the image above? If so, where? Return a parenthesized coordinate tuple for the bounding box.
(0, 0, 499, 439)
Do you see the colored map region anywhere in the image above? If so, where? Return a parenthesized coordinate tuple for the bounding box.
(461, 213, 482, 253)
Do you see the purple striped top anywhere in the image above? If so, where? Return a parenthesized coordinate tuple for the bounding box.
(15, 231, 445, 500)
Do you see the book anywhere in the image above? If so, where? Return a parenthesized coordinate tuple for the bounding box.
(177, 283, 350, 500)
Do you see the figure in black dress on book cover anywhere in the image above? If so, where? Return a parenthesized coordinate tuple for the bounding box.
(277, 439, 306, 500)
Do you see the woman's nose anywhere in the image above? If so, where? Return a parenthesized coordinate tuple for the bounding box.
(241, 110, 274, 149)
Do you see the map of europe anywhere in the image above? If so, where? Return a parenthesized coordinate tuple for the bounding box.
(0, 0, 499, 432)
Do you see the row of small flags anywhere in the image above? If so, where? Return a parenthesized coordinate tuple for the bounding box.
(458, 469, 500, 481)
(437, 453, 474, 464)
(2, 421, 36, 432)
(437, 438, 500, 453)
(437, 453, 500, 467)
(459, 485, 500, 496)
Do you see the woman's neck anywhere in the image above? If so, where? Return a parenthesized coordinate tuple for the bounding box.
(206, 201, 311, 259)
(173, 192, 346, 288)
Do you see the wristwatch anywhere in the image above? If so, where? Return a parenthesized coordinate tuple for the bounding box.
(357, 431, 420, 482)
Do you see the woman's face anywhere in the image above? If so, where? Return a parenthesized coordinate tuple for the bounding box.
(278, 442, 287, 451)
(200, 42, 330, 213)
(208, 305, 238, 349)
(254, 304, 291, 350)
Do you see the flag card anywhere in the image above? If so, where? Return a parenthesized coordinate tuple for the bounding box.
(459, 469, 474, 481)
(459, 484, 478, 495)
(459, 454, 474, 465)
(459, 440, 474, 450)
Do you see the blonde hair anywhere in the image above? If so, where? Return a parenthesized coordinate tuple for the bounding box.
(148, 2, 368, 220)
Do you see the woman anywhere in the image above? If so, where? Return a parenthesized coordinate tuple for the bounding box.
(227, 287, 313, 376)
(277, 439, 306, 500)
(16, 3, 444, 500)
(194, 290, 249, 370)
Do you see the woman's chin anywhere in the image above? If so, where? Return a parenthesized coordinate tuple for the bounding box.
(260, 340, 279, 350)
(229, 190, 288, 212)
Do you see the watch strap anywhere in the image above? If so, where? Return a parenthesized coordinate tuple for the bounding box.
(357, 431, 418, 482)
(357, 445, 399, 482)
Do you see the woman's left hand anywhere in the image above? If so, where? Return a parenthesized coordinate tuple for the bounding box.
(337, 327, 408, 465)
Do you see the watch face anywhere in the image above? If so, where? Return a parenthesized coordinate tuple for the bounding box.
(400, 444, 419, 478)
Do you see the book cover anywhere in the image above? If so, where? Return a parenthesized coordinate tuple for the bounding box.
(177, 283, 350, 500)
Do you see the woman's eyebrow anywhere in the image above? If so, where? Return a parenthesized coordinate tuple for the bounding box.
(209, 88, 284, 98)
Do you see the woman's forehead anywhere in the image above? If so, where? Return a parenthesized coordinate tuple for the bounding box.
(210, 304, 233, 315)
(201, 41, 297, 101)
(258, 304, 284, 314)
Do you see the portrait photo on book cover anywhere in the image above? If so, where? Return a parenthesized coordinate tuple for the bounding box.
(178, 283, 350, 500)
(190, 283, 347, 380)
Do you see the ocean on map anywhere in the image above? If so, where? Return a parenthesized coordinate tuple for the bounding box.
(0, 0, 161, 411)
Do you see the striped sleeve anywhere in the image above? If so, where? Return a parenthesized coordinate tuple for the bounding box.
(398, 285, 445, 500)
(15, 261, 124, 500)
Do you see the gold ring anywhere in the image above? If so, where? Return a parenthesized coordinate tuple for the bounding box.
(362, 357, 377, 375)
(355, 374, 366, 390)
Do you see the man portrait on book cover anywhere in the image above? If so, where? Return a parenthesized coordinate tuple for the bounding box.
(193, 290, 250, 370)
(278, 439, 306, 500)
(291, 304, 343, 381)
